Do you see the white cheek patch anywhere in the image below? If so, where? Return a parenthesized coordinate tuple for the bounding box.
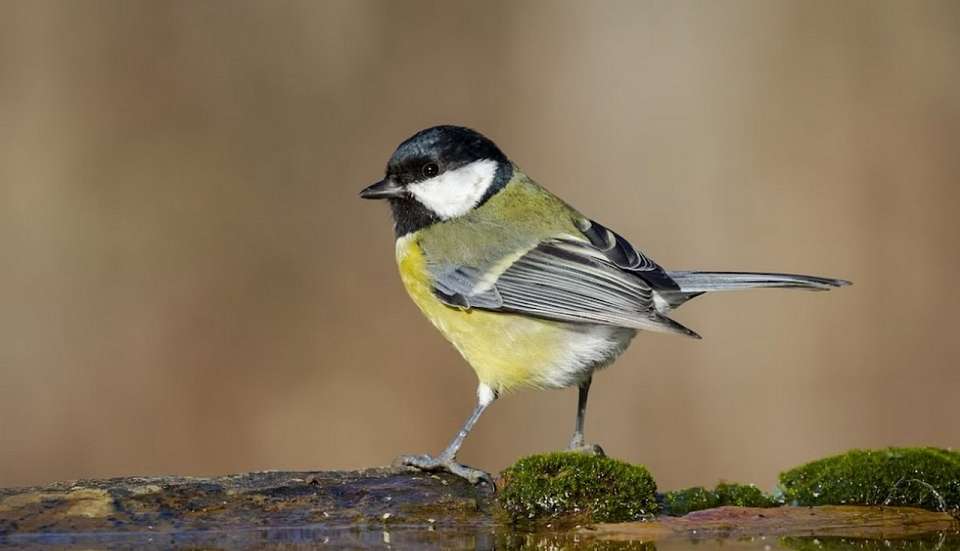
(407, 159, 498, 219)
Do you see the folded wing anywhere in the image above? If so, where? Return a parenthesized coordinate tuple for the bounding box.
(428, 233, 700, 338)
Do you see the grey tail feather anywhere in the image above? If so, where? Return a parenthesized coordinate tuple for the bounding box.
(662, 271, 851, 309)
(668, 271, 851, 293)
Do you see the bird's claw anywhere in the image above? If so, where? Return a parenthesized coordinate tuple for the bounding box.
(567, 443, 606, 456)
(393, 454, 494, 487)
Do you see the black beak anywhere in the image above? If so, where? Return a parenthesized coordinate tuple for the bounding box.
(359, 179, 405, 200)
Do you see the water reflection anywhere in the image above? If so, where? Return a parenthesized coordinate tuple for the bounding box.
(4, 526, 959, 550)
(781, 533, 960, 551)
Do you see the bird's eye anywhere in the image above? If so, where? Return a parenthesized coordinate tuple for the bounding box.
(421, 162, 439, 178)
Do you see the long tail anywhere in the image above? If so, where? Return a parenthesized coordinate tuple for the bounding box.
(663, 271, 851, 309)
(669, 271, 851, 293)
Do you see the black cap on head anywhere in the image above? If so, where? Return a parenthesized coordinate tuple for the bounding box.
(387, 125, 509, 181)
(362, 125, 514, 236)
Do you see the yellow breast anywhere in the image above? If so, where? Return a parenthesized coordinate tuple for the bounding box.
(395, 234, 633, 393)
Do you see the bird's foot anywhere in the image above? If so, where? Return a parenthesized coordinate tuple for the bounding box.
(567, 442, 606, 456)
(393, 454, 494, 487)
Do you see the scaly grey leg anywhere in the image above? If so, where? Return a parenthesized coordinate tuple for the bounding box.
(394, 384, 497, 486)
(568, 375, 604, 456)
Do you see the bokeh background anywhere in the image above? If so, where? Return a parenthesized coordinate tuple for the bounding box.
(1, 0, 958, 492)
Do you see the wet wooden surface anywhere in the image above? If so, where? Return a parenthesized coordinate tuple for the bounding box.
(586, 505, 959, 541)
(0, 468, 492, 536)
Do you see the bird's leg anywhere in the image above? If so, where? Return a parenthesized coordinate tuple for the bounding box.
(394, 384, 497, 486)
(568, 375, 605, 456)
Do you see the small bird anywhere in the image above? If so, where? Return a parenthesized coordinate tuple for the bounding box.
(361, 125, 849, 485)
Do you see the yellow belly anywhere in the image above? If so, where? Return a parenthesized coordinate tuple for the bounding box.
(395, 235, 634, 393)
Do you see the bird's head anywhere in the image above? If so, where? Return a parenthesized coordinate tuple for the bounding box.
(361, 125, 513, 235)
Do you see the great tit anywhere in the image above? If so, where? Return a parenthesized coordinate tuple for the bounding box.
(361, 125, 849, 485)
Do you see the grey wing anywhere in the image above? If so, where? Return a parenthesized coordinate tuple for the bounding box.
(430, 264, 503, 309)
(428, 238, 700, 338)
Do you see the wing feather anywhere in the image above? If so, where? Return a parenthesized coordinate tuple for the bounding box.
(429, 236, 700, 338)
(575, 217, 681, 292)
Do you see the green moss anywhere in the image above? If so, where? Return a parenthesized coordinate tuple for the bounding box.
(661, 482, 776, 516)
(715, 482, 777, 508)
(498, 452, 657, 524)
(661, 486, 719, 516)
(778, 447, 960, 512)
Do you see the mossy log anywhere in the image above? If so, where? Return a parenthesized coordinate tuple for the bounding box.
(2, 469, 958, 548)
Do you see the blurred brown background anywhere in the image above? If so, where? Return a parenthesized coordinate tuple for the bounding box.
(1, 0, 958, 492)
